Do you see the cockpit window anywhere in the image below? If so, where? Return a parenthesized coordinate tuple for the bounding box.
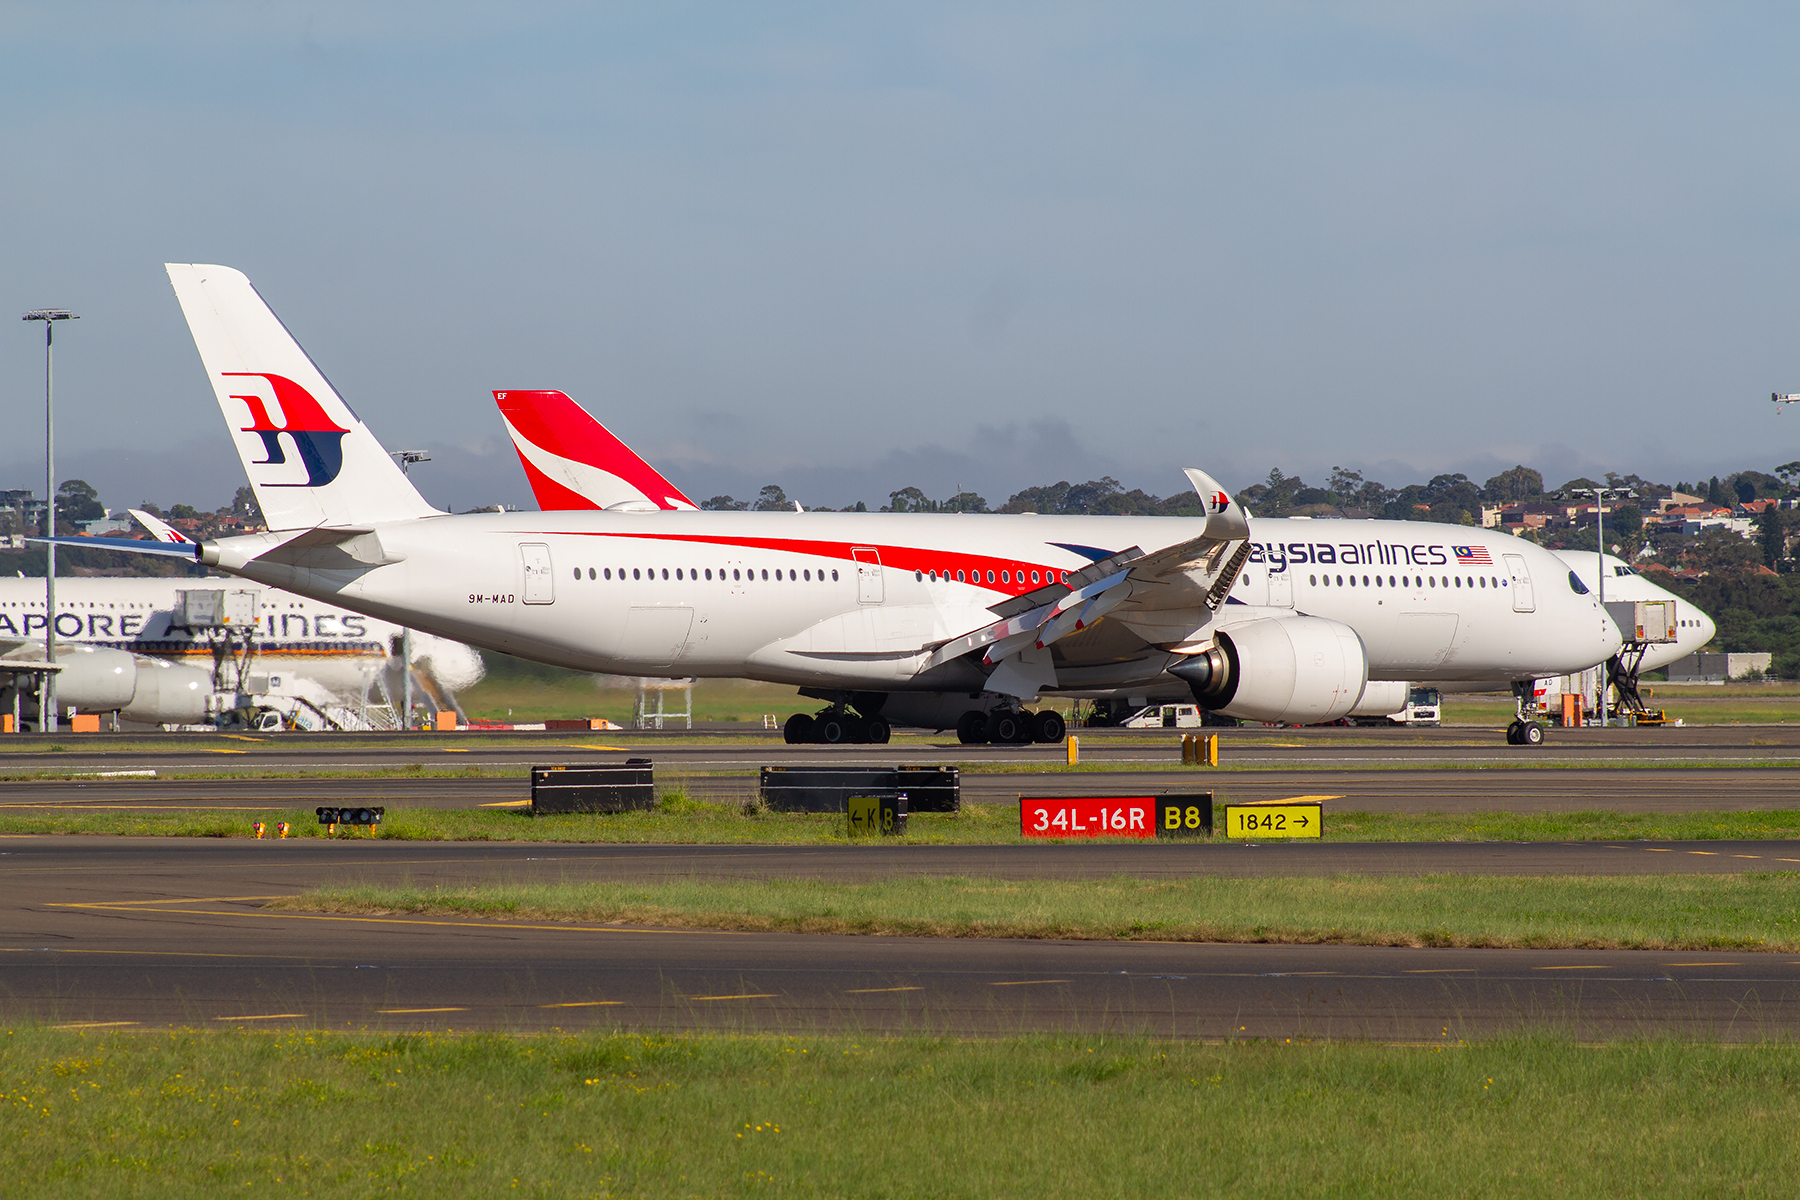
(1568, 570, 1590, 595)
(1614, 565, 1635, 576)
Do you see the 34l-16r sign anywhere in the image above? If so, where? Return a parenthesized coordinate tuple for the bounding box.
(1019, 795, 1213, 839)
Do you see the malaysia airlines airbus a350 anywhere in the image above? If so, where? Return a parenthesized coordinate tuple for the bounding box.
(60, 264, 1624, 746)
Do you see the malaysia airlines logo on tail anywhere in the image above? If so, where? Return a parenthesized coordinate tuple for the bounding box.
(223, 372, 351, 488)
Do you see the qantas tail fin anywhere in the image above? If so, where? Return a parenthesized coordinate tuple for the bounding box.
(494, 390, 697, 511)
(165, 264, 439, 531)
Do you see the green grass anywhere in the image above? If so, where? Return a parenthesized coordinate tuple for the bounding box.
(4, 1028, 1798, 1197)
(9, 802, 1800, 844)
(279, 872, 1800, 951)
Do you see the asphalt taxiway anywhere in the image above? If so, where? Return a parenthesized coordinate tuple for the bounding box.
(5, 765, 1799, 815)
(5, 838, 1799, 1038)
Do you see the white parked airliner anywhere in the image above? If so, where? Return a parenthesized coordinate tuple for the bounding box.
(53, 264, 1625, 746)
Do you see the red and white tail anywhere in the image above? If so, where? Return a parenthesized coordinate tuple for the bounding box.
(494, 390, 697, 511)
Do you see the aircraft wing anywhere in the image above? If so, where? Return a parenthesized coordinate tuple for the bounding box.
(928, 468, 1251, 692)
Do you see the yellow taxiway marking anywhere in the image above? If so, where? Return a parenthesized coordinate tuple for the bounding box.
(1734, 855, 1763, 859)
(1535, 965, 1608, 970)
(989, 979, 1069, 987)
(379, 1007, 466, 1014)
(539, 1001, 624, 1008)
(442, 748, 470, 753)
(218, 735, 265, 743)
(52, 1021, 137, 1030)
(215, 1013, 306, 1021)
(1646, 848, 1673, 852)
(1688, 850, 1719, 856)
(1404, 968, 1475, 973)
(844, 986, 924, 994)
(1663, 962, 1740, 967)
(1780, 859, 1800, 864)
(570, 744, 632, 751)
(204, 749, 248, 755)
(1279, 794, 1345, 803)
(478, 800, 531, 808)
(686, 993, 777, 1001)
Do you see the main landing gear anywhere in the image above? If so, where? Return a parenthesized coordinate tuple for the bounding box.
(956, 708, 1066, 745)
(782, 707, 890, 745)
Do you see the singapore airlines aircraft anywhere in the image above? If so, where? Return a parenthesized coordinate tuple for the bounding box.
(54, 264, 1625, 749)
(0, 573, 480, 730)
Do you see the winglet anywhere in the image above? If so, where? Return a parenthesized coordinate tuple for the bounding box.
(128, 509, 194, 544)
(1183, 468, 1250, 540)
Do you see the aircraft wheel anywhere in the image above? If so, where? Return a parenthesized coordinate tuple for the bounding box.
(987, 710, 1027, 745)
(1505, 721, 1522, 745)
(1521, 721, 1545, 747)
(783, 714, 814, 745)
(817, 714, 850, 744)
(956, 711, 989, 745)
(1030, 710, 1066, 744)
(865, 716, 891, 744)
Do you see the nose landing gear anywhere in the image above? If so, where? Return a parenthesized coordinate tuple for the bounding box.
(1506, 680, 1545, 746)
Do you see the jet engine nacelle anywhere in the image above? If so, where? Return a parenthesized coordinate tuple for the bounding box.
(30, 645, 214, 725)
(1170, 616, 1368, 725)
(1347, 680, 1409, 719)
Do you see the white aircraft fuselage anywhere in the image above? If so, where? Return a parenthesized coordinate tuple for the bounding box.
(198, 509, 1619, 698)
(0, 576, 391, 696)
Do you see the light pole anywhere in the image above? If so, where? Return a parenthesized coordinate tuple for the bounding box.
(22, 309, 77, 733)
(390, 450, 430, 729)
(1579, 486, 1635, 726)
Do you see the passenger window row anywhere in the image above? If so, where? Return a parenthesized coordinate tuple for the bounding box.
(1306, 574, 1506, 590)
(915, 568, 1067, 586)
(572, 566, 840, 583)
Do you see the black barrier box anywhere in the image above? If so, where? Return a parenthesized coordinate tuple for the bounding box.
(1154, 793, 1214, 836)
(760, 765, 960, 814)
(531, 759, 655, 814)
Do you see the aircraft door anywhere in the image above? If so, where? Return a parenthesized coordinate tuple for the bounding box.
(520, 543, 555, 604)
(1267, 567, 1293, 608)
(1503, 554, 1534, 612)
(852, 548, 884, 604)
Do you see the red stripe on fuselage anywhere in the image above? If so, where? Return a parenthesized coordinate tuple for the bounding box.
(508, 529, 1087, 598)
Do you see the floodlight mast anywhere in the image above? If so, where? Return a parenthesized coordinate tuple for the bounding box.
(21, 309, 77, 733)
(386, 450, 431, 726)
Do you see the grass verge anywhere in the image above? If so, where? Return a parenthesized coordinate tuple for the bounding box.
(4, 1029, 1798, 1198)
(277, 872, 1800, 951)
(8, 804, 1800, 844)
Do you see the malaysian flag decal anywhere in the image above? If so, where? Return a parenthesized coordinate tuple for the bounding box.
(1454, 545, 1493, 565)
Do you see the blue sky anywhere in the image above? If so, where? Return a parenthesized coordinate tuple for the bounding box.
(3, 2, 1798, 514)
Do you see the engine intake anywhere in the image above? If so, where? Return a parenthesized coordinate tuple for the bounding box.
(1172, 616, 1369, 725)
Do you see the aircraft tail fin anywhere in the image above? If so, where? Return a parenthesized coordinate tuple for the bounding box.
(494, 390, 697, 511)
(165, 264, 439, 531)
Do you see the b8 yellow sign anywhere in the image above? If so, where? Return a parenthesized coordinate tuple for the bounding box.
(1223, 803, 1321, 839)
